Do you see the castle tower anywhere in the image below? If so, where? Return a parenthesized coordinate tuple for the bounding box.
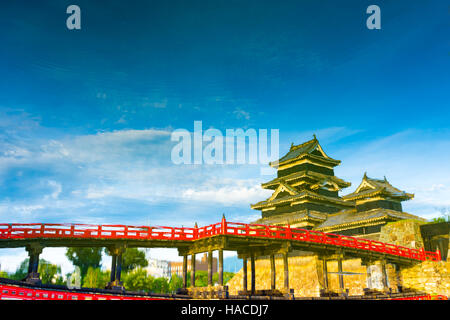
(342, 173, 414, 212)
(315, 173, 422, 239)
(251, 135, 353, 229)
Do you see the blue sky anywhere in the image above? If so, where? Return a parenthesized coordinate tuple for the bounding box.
(0, 0, 449, 274)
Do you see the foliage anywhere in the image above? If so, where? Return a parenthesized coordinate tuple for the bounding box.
(104, 248, 148, 273)
(122, 267, 154, 292)
(65, 247, 103, 278)
(82, 267, 110, 288)
(122, 269, 187, 293)
(184, 271, 235, 288)
(9, 258, 29, 280)
(152, 277, 169, 293)
(431, 215, 450, 223)
(193, 270, 209, 287)
(168, 274, 183, 293)
(213, 271, 235, 285)
(430, 208, 450, 223)
(6, 258, 64, 284)
(38, 259, 62, 284)
(122, 248, 148, 272)
(0, 271, 9, 278)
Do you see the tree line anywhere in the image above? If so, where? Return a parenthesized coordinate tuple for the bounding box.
(0, 247, 234, 294)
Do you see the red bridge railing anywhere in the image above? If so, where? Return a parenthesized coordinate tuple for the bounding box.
(0, 219, 441, 262)
(0, 284, 164, 300)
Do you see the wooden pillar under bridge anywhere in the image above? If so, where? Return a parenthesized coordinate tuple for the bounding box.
(322, 258, 329, 291)
(283, 252, 289, 291)
(208, 251, 213, 286)
(337, 256, 344, 294)
(182, 255, 188, 289)
(380, 259, 389, 292)
(270, 254, 276, 290)
(110, 254, 117, 283)
(190, 253, 196, 287)
(115, 251, 123, 282)
(250, 253, 256, 294)
(242, 256, 248, 292)
(25, 244, 43, 284)
(366, 264, 372, 289)
(218, 249, 224, 286)
(106, 246, 126, 290)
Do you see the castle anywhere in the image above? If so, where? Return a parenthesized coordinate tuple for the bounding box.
(251, 135, 424, 240)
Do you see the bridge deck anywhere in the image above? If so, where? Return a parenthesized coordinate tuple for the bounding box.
(0, 220, 441, 264)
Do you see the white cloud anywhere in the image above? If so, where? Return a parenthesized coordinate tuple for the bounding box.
(182, 184, 269, 206)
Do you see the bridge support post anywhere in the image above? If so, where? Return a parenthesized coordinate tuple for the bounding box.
(25, 244, 43, 284)
(218, 249, 224, 286)
(337, 255, 345, 295)
(322, 258, 329, 292)
(182, 255, 188, 289)
(207, 250, 213, 287)
(250, 253, 256, 295)
(380, 259, 389, 293)
(270, 254, 276, 291)
(110, 254, 117, 284)
(106, 245, 126, 291)
(242, 256, 248, 292)
(190, 253, 196, 288)
(283, 252, 289, 293)
(116, 250, 123, 282)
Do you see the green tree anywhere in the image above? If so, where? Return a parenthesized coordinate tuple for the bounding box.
(104, 248, 148, 273)
(212, 271, 235, 285)
(10, 258, 29, 281)
(123, 267, 154, 292)
(194, 270, 208, 287)
(152, 277, 169, 293)
(168, 274, 183, 293)
(8, 258, 64, 284)
(122, 248, 148, 272)
(65, 247, 103, 279)
(83, 267, 110, 288)
(38, 259, 62, 284)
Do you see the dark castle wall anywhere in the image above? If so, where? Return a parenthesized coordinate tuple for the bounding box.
(261, 202, 341, 218)
(356, 200, 402, 212)
(277, 163, 334, 178)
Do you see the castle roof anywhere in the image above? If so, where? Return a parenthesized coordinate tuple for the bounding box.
(269, 135, 341, 168)
(343, 173, 414, 202)
(251, 189, 353, 210)
(315, 208, 425, 232)
(254, 209, 328, 226)
(261, 170, 351, 190)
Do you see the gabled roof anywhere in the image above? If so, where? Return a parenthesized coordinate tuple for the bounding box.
(269, 135, 341, 168)
(254, 209, 328, 226)
(267, 181, 299, 201)
(251, 189, 354, 210)
(315, 208, 425, 232)
(261, 170, 351, 190)
(343, 173, 414, 201)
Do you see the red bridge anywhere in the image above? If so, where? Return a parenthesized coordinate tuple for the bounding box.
(0, 216, 443, 300)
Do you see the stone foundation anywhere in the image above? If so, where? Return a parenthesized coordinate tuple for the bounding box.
(226, 254, 450, 297)
(379, 219, 426, 249)
(227, 220, 449, 297)
(400, 260, 450, 296)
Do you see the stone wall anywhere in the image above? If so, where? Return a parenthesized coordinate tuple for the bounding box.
(226, 254, 392, 297)
(400, 260, 450, 296)
(226, 254, 321, 297)
(379, 219, 426, 249)
(226, 220, 449, 297)
(226, 254, 450, 297)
